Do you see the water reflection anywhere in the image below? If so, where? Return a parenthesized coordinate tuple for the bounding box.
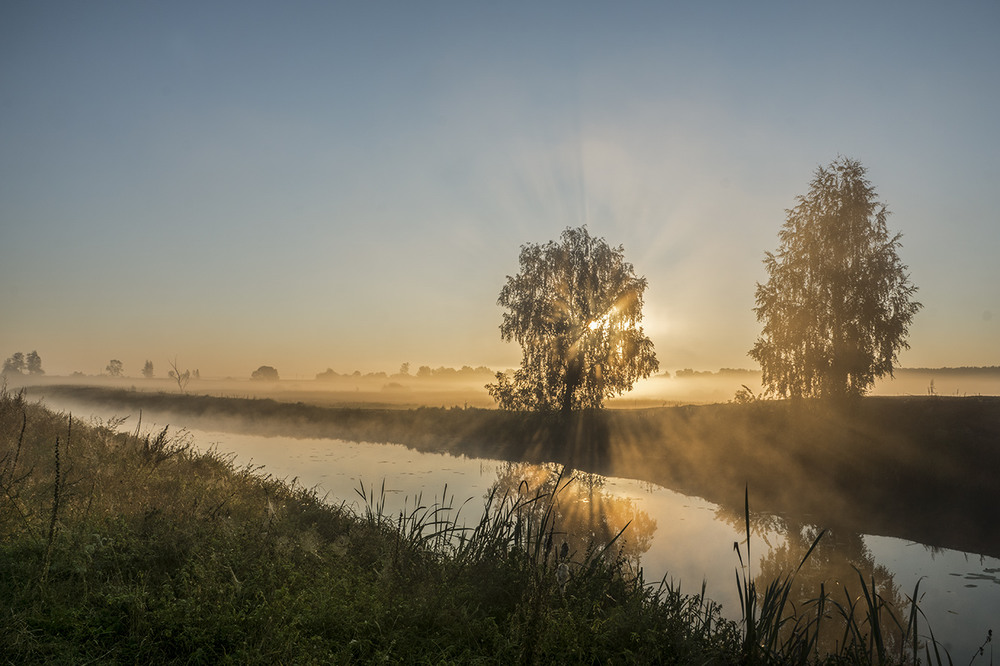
(716, 506, 914, 655)
(488, 462, 656, 574)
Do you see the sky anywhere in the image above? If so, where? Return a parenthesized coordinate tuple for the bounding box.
(1, 1, 998, 379)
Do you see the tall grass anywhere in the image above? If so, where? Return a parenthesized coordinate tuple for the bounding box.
(731, 484, 972, 665)
(352, 465, 972, 664)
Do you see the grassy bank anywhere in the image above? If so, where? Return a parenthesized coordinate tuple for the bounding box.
(1, 387, 970, 663)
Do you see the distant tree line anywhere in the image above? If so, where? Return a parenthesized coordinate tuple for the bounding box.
(673, 368, 760, 379)
(2, 351, 44, 376)
(894, 366, 1000, 375)
(417, 365, 494, 379)
(315, 365, 495, 381)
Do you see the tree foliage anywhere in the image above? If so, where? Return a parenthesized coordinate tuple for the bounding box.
(3, 351, 43, 376)
(2, 352, 26, 376)
(750, 157, 922, 400)
(142, 360, 154, 379)
(25, 351, 43, 375)
(251, 365, 280, 381)
(487, 226, 658, 412)
(106, 359, 124, 377)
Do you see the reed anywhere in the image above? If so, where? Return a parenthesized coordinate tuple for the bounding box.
(731, 485, 970, 665)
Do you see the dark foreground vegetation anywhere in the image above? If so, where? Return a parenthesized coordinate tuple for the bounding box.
(30, 384, 1000, 559)
(3, 387, 988, 663)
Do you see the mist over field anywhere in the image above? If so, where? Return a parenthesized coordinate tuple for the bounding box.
(14, 364, 999, 411)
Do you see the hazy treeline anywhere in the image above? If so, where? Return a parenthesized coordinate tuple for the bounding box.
(894, 366, 1000, 375)
(11, 365, 1000, 411)
(316, 365, 495, 381)
(8, 351, 999, 395)
(669, 368, 759, 378)
(9, 357, 1000, 407)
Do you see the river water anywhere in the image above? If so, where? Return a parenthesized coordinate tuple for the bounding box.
(159, 424, 998, 658)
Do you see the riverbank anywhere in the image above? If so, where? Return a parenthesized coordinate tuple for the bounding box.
(27, 384, 1000, 559)
(5, 386, 979, 663)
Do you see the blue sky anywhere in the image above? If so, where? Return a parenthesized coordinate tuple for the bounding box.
(1, 2, 998, 378)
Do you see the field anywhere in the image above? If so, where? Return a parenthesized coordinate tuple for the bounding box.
(19, 365, 1000, 409)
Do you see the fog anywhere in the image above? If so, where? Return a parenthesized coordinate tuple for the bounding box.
(621, 366, 1000, 405)
(14, 366, 1000, 422)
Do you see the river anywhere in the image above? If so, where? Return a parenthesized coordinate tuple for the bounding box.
(141, 422, 1000, 657)
(33, 396, 1000, 658)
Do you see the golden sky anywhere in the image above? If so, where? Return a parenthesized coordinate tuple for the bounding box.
(1, 3, 997, 378)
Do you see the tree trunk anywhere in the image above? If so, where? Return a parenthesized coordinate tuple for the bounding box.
(561, 350, 583, 415)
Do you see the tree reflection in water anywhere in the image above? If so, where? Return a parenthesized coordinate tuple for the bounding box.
(716, 505, 913, 656)
(488, 462, 657, 576)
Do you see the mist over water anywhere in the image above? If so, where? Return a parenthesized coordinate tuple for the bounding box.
(622, 367, 1000, 406)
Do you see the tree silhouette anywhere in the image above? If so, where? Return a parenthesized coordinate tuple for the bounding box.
(487, 226, 658, 412)
(141, 360, 154, 379)
(106, 359, 124, 377)
(750, 157, 921, 400)
(25, 351, 44, 375)
(251, 365, 279, 381)
(2, 352, 26, 376)
(167, 357, 191, 393)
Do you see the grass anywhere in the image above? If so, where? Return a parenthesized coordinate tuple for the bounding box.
(0, 386, 986, 663)
(729, 484, 963, 666)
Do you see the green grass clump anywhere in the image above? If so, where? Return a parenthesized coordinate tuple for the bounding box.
(0, 387, 970, 664)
